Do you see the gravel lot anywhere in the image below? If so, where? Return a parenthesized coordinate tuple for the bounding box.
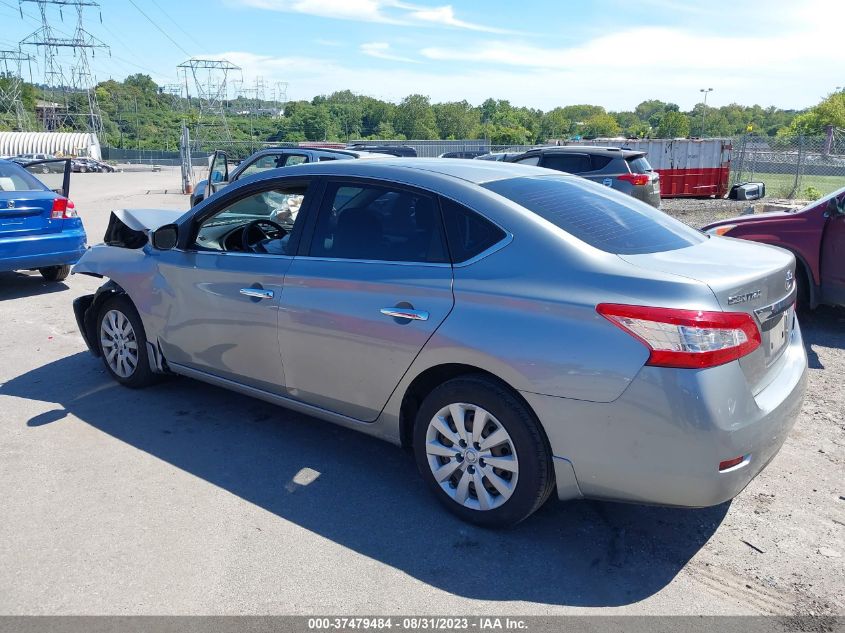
(0, 168, 842, 617)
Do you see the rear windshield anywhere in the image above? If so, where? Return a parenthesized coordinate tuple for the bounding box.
(626, 156, 653, 173)
(482, 175, 704, 255)
(0, 162, 47, 192)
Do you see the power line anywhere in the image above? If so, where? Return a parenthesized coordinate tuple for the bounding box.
(148, 0, 203, 50)
(126, 0, 190, 57)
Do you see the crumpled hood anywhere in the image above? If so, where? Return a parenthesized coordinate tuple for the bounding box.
(110, 208, 187, 232)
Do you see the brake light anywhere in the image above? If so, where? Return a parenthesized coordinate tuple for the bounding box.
(617, 173, 650, 186)
(51, 198, 76, 219)
(596, 304, 761, 369)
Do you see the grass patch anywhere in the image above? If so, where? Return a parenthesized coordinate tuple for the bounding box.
(731, 172, 844, 198)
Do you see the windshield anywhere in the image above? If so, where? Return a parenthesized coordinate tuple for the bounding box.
(483, 174, 705, 255)
(0, 162, 48, 192)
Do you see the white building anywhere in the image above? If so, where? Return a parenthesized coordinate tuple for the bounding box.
(0, 132, 102, 161)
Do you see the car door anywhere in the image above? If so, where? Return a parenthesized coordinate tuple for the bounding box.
(278, 178, 454, 421)
(206, 150, 231, 197)
(234, 151, 311, 184)
(820, 192, 845, 305)
(154, 178, 314, 394)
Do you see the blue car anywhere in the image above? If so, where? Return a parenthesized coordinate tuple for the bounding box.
(0, 158, 86, 282)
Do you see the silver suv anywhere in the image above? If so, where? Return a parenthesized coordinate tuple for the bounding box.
(507, 146, 661, 208)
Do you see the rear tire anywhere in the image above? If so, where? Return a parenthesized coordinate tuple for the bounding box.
(413, 375, 555, 527)
(39, 265, 70, 282)
(96, 295, 158, 388)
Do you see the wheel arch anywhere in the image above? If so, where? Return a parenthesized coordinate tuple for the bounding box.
(398, 363, 544, 449)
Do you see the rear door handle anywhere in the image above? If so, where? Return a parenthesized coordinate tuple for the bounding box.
(240, 288, 274, 299)
(380, 307, 429, 321)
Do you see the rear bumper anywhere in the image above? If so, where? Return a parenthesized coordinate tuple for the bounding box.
(632, 185, 661, 208)
(524, 319, 807, 506)
(0, 223, 87, 272)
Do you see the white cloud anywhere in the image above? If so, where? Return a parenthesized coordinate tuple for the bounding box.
(232, 0, 509, 32)
(213, 44, 839, 113)
(360, 42, 419, 63)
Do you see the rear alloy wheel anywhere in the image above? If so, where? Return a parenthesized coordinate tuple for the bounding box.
(97, 295, 157, 388)
(414, 375, 555, 527)
(38, 265, 70, 282)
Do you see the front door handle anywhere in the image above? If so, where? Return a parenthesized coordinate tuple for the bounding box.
(380, 307, 429, 321)
(240, 288, 274, 299)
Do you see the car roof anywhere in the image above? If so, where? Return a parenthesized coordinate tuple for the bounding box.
(240, 157, 556, 186)
(521, 146, 644, 158)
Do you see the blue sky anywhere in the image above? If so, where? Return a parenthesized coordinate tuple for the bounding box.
(1, 0, 841, 111)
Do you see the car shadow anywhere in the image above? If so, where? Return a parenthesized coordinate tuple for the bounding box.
(0, 271, 69, 301)
(800, 305, 845, 369)
(1, 352, 730, 607)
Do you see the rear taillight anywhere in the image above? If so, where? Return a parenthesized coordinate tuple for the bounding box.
(596, 303, 761, 369)
(617, 173, 650, 186)
(51, 198, 77, 219)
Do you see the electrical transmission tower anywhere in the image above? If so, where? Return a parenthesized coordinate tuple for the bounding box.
(0, 49, 36, 130)
(19, 0, 109, 134)
(177, 58, 241, 151)
(273, 81, 288, 114)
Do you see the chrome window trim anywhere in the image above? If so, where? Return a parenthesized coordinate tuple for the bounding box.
(297, 256, 452, 268)
(451, 232, 513, 268)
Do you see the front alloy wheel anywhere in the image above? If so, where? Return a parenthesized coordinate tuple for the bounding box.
(100, 309, 139, 378)
(96, 295, 158, 388)
(425, 403, 519, 511)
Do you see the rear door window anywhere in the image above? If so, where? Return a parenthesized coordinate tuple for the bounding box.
(515, 155, 540, 166)
(483, 175, 704, 255)
(309, 182, 448, 263)
(540, 153, 592, 174)
(441, 198, 507, 263)
(589, 155, 614, 171)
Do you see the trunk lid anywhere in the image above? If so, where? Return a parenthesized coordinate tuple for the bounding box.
(619, 235, 797, 394)
(0, 191, 60, 238)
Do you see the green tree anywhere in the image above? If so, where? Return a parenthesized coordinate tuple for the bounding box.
(540, 108, 572, 141)
(581, 113, 620, 138)
(433, 100, 480, 139)
(656, 111, 691, 138)
(394, 94, 437, 139)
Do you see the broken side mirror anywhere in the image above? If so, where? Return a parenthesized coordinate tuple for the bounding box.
(151, 224, 179, 250)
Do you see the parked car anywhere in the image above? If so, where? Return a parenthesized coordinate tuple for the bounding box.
(72, 159, 806, 527)
(438, 150, 488, 159)
(191, 147, 389, 206)
(72, 157, 115, 173)
(345, 143, 417, 157)
(475, 152, 525, 162)
(0, 158, 85, 282)
(12, 154, 66, 173)
(506, 146, 661, 208)
(703, 186, 845, 309)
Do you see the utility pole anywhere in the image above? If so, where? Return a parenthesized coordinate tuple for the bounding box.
(19, 0, 110, 135)
(699, 87, 713, 138)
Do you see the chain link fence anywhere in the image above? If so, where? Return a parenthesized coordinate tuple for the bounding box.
(730, 131, 845, 200)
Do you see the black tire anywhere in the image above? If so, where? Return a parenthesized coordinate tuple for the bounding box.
(38, 265, 70, 282)
(96, 294, 158, 388)
(413, 375, 555, 528)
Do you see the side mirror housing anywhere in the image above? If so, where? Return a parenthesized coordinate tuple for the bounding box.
(151, 224, 179, 250)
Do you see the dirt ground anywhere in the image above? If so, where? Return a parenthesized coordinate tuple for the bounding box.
(0, 167, 842, 617)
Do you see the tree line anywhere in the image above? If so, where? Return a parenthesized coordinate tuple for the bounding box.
(1, 73, 843, 151)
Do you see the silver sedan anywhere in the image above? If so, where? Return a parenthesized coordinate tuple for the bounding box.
(72, 159, 807, 527)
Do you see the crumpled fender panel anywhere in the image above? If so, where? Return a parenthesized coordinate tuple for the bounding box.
(101, 208, 187, 249)
(72, 243, 169, 348)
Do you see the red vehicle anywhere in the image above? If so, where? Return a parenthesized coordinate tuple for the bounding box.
(702, 187, 845, 309)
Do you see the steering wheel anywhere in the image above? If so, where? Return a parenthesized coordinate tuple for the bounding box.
(241, 219, 287, 253)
